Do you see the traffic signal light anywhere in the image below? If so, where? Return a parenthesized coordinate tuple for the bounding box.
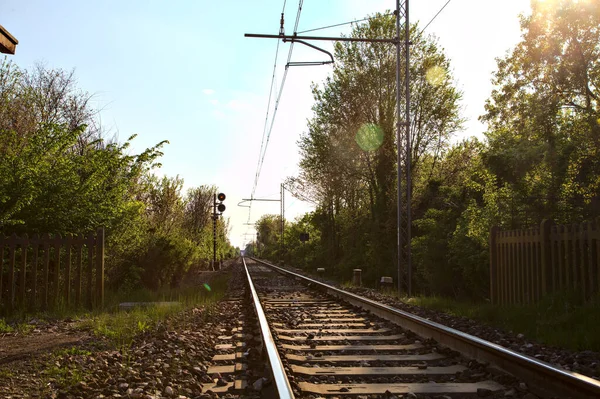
(217, 193, 226, 213)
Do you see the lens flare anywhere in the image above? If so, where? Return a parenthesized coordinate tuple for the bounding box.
(355, 123, 384, 152)
(426, 65, 446, 86)
(203, 283, 211, 291)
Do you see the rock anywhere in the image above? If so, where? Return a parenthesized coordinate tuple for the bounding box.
(216, 378, 228, 387)
(164, 386, 174, 397)
(252, 377, 266, 391)
(477, 388, 492, 397)
(518, 382, 528, 392)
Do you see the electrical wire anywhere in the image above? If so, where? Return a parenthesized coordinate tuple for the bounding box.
(421, 0, 452, 32)
(252, 0, 304, 201)
(249, 0, 290, 224)
(298, 12, 391, 34)
(251, 41, 281, 200)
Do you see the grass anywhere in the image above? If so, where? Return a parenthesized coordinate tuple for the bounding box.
(78, 272, 231, 349)
(406, 291, 600, 352)
(54, 347, 92, 357)
(0, 369, 14, 378)
(0, 271, 231, 351)
(0, 318, 14, 333)
(43, 363, 84, 387)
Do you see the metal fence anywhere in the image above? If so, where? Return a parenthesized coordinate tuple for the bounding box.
(0, 228, 104, 313)
(490, 219, 600, 304)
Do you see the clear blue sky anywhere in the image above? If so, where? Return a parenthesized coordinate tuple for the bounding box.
(3, 0, 531, 248)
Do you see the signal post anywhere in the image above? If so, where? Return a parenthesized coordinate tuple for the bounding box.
(212, 192, 226, 270)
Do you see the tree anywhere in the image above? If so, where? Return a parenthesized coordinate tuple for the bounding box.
(255, 214, 282, 260)
(481, 0, 600, 224)
(294, 14, 464, 282)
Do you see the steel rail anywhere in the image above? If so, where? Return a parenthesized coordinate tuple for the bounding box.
(242, 257, 295, 399)
(250, 257, 600, 399)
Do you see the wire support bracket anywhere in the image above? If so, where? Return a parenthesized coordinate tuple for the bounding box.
(245, 33, 398, 44)
(282, 38, 334, 66)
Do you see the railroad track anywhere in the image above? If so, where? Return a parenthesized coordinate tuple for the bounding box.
(240, 257, 600, 399)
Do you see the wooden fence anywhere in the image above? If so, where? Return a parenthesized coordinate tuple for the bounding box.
(490, 219, 600, 304)
(0, 228, 104, 313)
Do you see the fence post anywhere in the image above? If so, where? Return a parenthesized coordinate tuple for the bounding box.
(95, 228, 104, 309)
(596, 217, 600, 295)
(0, 234, 4, 307)
(75, 235, 83, 307)
(42, 233, 50, 310)
(19, 234, 28, 307)
(52, 234, 61, 309)
(31, 234, 39, 309)
(87, 233, 94, 309)
(540, 219, 553, 297)
(8, 233, 16, 311)
(65, 234, 72, 306)
(490, 226, 499, 304)
(579, 222, 588, 300)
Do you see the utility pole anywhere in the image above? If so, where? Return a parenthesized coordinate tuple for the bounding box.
(238, 184, 286, 262)
(397, 0, 411, 296)
(281, 183, 285, 263)
(245, 0, 412, 296)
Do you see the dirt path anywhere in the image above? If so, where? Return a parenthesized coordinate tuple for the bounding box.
(0, 321, 93, 398)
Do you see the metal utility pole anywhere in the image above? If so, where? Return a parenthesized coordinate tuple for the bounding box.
(245, 0, 411, 295)
(239, 184, 286, 261)
(212, 193, 217, 271)
(396, 0, 411, 296)
(281, 183, 285, 262)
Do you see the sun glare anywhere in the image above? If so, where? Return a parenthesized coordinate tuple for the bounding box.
(426, 66, 446, 86)
(355, 123, 384, 152)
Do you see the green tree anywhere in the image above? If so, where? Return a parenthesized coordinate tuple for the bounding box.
(481, 0, 600, 224)
(294, 14, 463, 283)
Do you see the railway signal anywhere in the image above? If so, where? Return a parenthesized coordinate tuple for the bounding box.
(217, 193, 226, 213)
(212, 192, 226, 271)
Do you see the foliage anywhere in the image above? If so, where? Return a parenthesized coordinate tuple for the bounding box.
(481, 0, 600, 225)
(286, 14, 464, 286)
(278, 2, 599, 301)
(0, 59, 235, 295)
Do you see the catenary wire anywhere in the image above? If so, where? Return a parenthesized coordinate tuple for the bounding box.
(253, 0, 304, 200)
(251, 40, 281, 200)
(248, 0, 290, 224)
(421, 0, 452, 32)
(298, 12, 391, 34)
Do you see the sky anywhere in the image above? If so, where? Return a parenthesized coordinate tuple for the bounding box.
(2, 0, 532, 249)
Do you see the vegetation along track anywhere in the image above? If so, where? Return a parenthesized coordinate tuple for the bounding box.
(242, 257, 600, 399)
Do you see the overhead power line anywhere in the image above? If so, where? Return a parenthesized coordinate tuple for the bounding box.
(252, 41, 281, 200)
(298, 12, 391, 34)
(249, 0, 290, 224)
(421, 0, 452, 32)
(252, 0, 304, 201)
